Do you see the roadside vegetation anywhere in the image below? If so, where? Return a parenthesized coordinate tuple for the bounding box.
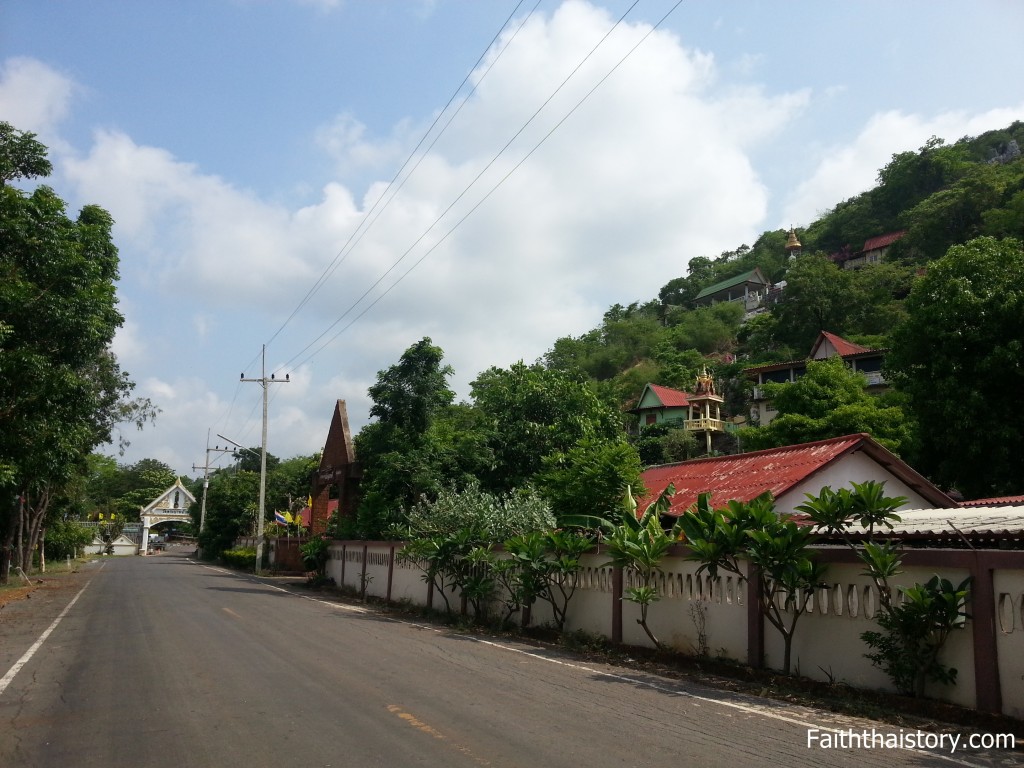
(3, 118, 1021, 714)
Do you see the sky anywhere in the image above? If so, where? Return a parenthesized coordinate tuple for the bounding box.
(4, 0, 1024, 479)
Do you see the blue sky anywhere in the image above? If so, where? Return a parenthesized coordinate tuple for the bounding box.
(4, 0, 1024, 477)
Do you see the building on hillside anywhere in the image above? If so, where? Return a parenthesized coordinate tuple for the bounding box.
(744, 330, 887, 425)
(692, 267, 771, 311)
(638, 432, 955, 518)
(831, 230, 906, 270)
(630, 370, 735, 454)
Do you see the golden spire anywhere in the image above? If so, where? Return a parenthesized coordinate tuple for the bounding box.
(785, 227, 802, 252)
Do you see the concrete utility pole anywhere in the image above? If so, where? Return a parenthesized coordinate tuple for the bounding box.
(192, 429, 234, 557)
(240, 345, 289, 574)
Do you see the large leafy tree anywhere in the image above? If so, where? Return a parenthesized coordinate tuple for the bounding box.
(367, 336, 454, 434)
(887, 236, 1024, 497)
(0, 123, 154, 581)
(470, 362, 622, 493)
(193, 468, 260, 557)
(536, 438, 644, 523)
(772, 253, 855, 351)
(738, 356, 911, 454)
(354, 338, 460, 538)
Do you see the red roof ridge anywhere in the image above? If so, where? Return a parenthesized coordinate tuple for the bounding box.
(815, 331, 870, 357)
(960, 495, 1024, 507)
(863, 230, 907, 252)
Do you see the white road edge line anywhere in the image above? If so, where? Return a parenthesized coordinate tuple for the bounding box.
(0, 573, 97, 697)
(184, 560, 995, 767)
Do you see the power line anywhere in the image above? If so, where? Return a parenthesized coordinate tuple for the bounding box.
(282, 0, 674, 373)
(263, 0, 537, 350)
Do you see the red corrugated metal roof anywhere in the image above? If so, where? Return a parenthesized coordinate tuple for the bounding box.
(640, 434, 867, 516)
(645, 383, 691, 408)
(639, 433, 955, 516)
(862, 230, 906, 252)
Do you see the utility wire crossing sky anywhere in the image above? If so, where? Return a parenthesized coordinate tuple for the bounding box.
(3, 0, 1023, 476)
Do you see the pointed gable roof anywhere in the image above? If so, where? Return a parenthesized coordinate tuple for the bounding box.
(744, 331, 885, 376)
(639, 433, 954, 516)
(319, 399, 355, 471)
(810, 331, 870, 359)
(141, 478, 195, 515)
(631, 383, 691, 412)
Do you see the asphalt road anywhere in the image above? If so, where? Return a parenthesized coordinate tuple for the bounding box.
(1, 552, 1020, 768)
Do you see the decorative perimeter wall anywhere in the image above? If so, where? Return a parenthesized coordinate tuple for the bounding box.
(315, 540, 1024, 719)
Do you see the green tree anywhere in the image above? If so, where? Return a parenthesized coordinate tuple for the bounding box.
(739, 356, 911, 454)
(603, 486, 678, 649)
(368, 337, 454, 435)
(354, 338, 458, 538)
(886, 236, 1024, 497)
(193, 468, 260, 558)
(470, 362, 621, 492)
(0, 123, 155, 582)
(112, 458, 178, 518)
(772, 253, 855, 350)
(536, 438, 644, 524)
(663, 302, 743, 355)
(0, 123, 52, 185)
(798, 481, 969, 697)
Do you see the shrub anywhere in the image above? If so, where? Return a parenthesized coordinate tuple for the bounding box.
(220, 547, 257, 571)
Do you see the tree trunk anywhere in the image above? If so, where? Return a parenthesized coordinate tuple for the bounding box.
(0, 516, 14, 586)
(17, 485, 50, 574)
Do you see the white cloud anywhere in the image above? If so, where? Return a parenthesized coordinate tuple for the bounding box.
(0, 57, 76, 140)
(25, 7, 1024, 476)
(781, 105, 1024, 227)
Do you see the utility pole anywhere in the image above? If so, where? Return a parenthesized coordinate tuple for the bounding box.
(192, 429, 233, 557)
(241, 345, 289, 574)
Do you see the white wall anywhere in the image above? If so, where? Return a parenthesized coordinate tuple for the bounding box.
(322, 540, 1024, 718)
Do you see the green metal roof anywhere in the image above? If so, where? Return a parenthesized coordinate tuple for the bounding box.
(693, 268, 767, 301)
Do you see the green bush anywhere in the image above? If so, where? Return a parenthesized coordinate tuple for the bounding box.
(44, 520, 95, 560)
(220, 547, 257, 571)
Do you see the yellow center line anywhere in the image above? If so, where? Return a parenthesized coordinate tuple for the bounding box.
(386, 705, 493, 766)
(222, 607, 242, 619)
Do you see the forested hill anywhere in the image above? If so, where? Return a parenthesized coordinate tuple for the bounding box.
(541, 121, 1024, 414)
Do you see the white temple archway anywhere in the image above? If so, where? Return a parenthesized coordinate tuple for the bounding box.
(139, 479, 196, 554)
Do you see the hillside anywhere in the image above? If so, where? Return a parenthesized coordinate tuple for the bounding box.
(541, 122, 1024, 420)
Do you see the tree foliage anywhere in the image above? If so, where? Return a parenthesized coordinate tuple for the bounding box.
(887, 236, 1024, 497)
(0, 123, 155, 582)
(470, 362, 621, 492)
(739, 357, 911, 454)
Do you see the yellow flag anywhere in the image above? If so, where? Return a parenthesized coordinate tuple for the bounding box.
(111, 513, 117, 520)
(284, 511, 294, 524)
(98, 513, 104, 520)
(306, 495, 313, 508)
